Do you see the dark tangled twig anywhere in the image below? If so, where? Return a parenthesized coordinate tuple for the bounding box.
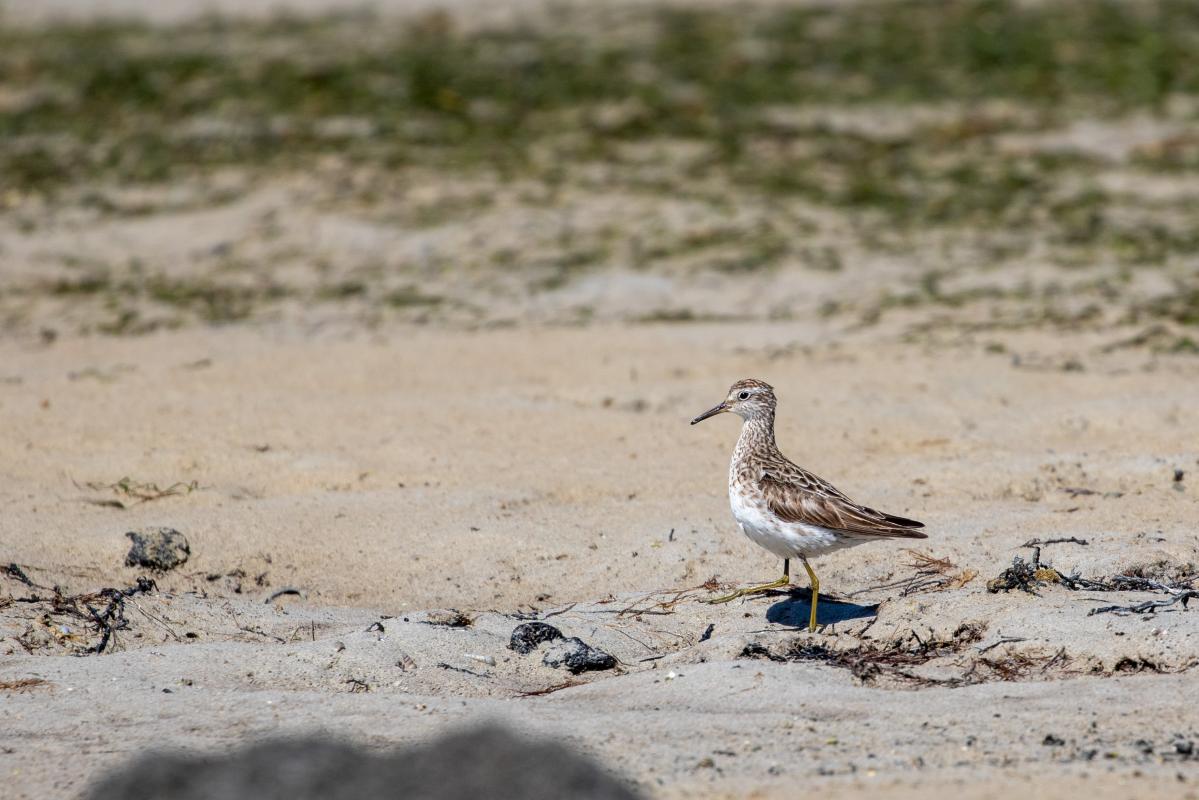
(79, 577, 157, 654)
(1088, 590, 1198, 617)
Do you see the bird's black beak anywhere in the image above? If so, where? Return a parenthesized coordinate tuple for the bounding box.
(690, 401, 728, 425)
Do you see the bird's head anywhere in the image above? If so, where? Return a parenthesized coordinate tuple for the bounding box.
(690, 378, 776, 425)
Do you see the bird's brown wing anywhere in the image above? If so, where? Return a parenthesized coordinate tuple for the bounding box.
(759, 468, 926, 539)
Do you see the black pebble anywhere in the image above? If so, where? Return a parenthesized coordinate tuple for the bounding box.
(509, 622, 564, 654)
(542, 637, 617, 674)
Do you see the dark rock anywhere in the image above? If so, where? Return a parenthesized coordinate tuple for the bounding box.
(542, 637, 616, 674)
(125, 528, 190, 571)
(82, 724, 642, 800)
(1042, 734, 1065, 747)
(509, 622, 564, 654)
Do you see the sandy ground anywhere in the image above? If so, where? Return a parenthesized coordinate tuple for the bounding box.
(2, 324, 1198, 798)
(2, 0, 1199, 796)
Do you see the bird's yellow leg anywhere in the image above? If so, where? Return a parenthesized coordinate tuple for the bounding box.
(706, 559, 791, 604)
(801, 558, 820, 632)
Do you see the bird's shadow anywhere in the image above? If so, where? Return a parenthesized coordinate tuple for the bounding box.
(764, 589, 877, 628)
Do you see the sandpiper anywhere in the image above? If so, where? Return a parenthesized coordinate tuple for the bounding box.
(691, 378, 926, 631)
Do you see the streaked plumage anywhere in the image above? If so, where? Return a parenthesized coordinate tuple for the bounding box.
(691, 378, 926, 630)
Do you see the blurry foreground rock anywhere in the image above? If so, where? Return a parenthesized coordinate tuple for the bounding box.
(83, 724, 642, 800)
(125, 527, 190, 570)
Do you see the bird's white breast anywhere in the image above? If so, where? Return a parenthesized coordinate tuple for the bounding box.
(728, 478, 849, 560)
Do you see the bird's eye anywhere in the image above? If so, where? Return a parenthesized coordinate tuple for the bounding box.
(738, 391, 750, 400)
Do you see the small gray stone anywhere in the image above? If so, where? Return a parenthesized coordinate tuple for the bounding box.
(542, 637, 616, 674)
(125, 528, 190, 571)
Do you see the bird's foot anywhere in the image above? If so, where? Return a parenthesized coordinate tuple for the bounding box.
(705, 575, 791, 604)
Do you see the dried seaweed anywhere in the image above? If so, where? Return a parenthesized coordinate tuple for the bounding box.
(80, 578, 158, 654)
(516, 680, 581, 698)
(3, 563, 38, 588)
(976, 635, 1028, 653)
(421, 610, 474, 627)
(6, 577, 157, 655)
(987, 554, 1042, 593)
(847, 551, 977, 598)
(740, 621, 1077, 688)
(987, 549, 1197, 618)
(898, 550, 978, 595)
(1088, 590, 1198, 617)
(1061, 487, 1123, 499)
(436, 662, 490, 678)
(613, 581, 722, 618)
(75, 476, 199, 508)
(740, 623, 989, 687)
(906, 551, 955, 572)
(964, 647, 1069, 682)
(1020, 537, 1088, 548)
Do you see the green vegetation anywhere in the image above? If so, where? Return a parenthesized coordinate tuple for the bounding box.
(1, 0, 1198, 337)
(3, 1, 1199, 195)
(384, 286, 444, 308)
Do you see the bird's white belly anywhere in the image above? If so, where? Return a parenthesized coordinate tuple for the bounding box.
(728, 487, 852, 560)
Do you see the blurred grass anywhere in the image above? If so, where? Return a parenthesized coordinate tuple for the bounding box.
(2, 0, 1199, 195)
(2, 0, 1199, 336)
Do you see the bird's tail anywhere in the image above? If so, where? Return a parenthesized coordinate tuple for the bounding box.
(882, 512, 926, 538)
